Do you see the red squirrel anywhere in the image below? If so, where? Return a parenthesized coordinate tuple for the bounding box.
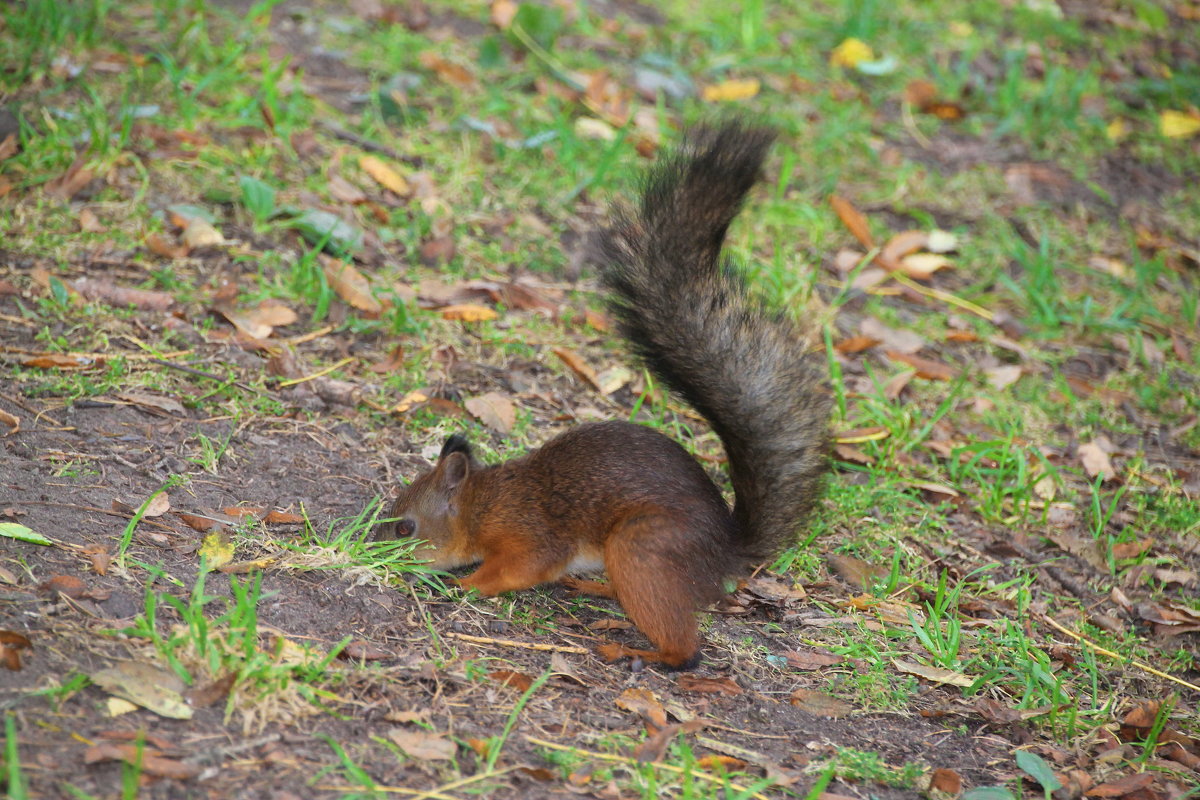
(383, 122, 831, 669)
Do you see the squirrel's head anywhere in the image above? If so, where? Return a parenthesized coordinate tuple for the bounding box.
(381, 433, 479, 569)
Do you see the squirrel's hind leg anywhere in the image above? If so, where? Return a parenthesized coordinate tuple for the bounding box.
(601, 515, 709, 669)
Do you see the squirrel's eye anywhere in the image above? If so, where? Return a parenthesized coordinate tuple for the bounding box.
(395, 518, 416, 537)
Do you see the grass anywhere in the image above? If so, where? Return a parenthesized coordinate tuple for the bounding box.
(3, 0, 1199, 797)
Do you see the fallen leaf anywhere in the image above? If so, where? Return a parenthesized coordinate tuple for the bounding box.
(199, 530, 234, 569)
(184, 672, 236, 708)
(323, 257, 383, 314)
(702, 78, 760, 102)
(0, 630, 32, 671)
(784, 649, 843, 670)
(328, 172, 367, 204)
(828, 554, 888, 589)
(440, 303, 498, 322)
(1160, 109, 1200, 139)
(418, 51, 476, 88)
(465, 392, 516, 434)
(1077, 441, 1115, 481)
(488, 669, 535, 691)
(219, 301, 298, 338)
(83, 742, 201, 780)
(835, 336, 881, 354)
(886, 351, 958, 380)
(615, 687, 668, 728)
(830, 37, 874, 68)
(491, 0, 518, 28)
(387, 728, 457, 760)
(830, 194, 874, 248)
(985, 365, 1022, 390)
(930, 767, 962, 795)
(360, 155, 410, 196)
(898, 252, 953, 279)
(1084, 772, 1154, 797)
(78, 207, 107, 233)
(675, 675, 742, 696)
(553, 347, 602, 392)
(39, 575, 87, 598)
(878, 230, 928, 269)
(0, 522, 53, 545)
(21, 354, 101, 370)
(145, 232, 189, 259)
(925, 230, 959, 253)
(0, 409, 18, 435)
(182, 217, 225, 248)
(892, 658, 975, 687)
(91, 660, 193, 719)
(117, 391, 187, 416)
(369, 344, 406, 374)
(789, 688, 853, 717)
(71, 277, 175, 311)
(45, 155, 95, 200)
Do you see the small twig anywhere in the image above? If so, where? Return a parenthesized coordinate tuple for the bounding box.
(286, 325, 334, 346)
(1040, 614, 1200, 693)
(446, 632, 588, 655)
(884, 272, 996, 322)
(316, 766, 516, 800)
(0, 391, 65, 428)
(148, 357, 263, 395)
(277, 357, 354, 388)
(525, 736, 775, 800)
(316, 120, 421, 165)
(39, 448, 141, 471)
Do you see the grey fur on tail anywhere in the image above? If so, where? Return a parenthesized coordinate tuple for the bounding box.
(598, 120, 831, 563)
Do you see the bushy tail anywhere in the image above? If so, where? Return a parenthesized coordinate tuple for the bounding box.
(597, 121, 831, 562)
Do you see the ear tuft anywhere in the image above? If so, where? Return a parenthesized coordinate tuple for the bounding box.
(440, 433, 472, 460)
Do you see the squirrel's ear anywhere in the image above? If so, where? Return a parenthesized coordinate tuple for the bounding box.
(439, 433, 472, 460)
(439, 451, 470, 490)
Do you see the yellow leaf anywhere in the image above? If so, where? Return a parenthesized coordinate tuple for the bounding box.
(830, 37, 874, 68)
(440, 303, 498, 322)
(701, 78, 760, 102)
(199, 530, 234, 569)
(1106, 118, 1128, 141)
(360, 155, 410, 195)
(1160, 109, 1200, 139)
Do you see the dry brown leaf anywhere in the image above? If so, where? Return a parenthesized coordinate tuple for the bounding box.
(491, 0, 518, 28)
(553, 347, 602, 392)
(360, 155, 410, 196)
(488, 669, 534, 691)
(0, 409, 19, 436)
(892, 659, 974, 687)
(985, 365, 1023, 390)
(219, 301, 298, 339)
(323, 257, 382, 314)
(878, 230, 927, 269)
(369, 344, 406, 374)
(84, 742, 202, 780)
(419, 235, 456, 265)
(828, 554, 887, 589)
(830, 194, 874, 249)
(885, 351, 958, 380)
(0, 630, 32, 671)
(1084, 773, 1155, 797)
(117, 391, 186, 416)
(78, 207, 107, 233)
(22, 353, 101, 370)
(388, 728, 457, 760)
(898, 252, 953, 279)
(328, 172, 367, 204)
(784, 649, 843, 670)
(440, 303, 497, 322)
(182, 217, 225, 248)
(45, 155, 95, 200)
(465, 392, 516, 435)
(145, 232, 189, 259)
(615, 687, 668, 728)
(675, 674, 742, 696)
(418, 51, 476, 88)
(834, 443, 875, 464)
(0, 133, 17, 162)
(861, 318, 925, 353)
(834, 335, 880, 354)
(1078, 441, 1115, 481)
(789, 688, 853, 717)
(73, 278, 174, 311)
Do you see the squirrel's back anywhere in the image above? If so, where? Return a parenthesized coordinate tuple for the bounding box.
(597, 121, 831, 564)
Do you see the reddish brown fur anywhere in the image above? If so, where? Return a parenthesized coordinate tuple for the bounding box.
(382, 123, 830, 668)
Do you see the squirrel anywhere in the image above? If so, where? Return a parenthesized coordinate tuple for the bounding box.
(382, 121, 831, 669)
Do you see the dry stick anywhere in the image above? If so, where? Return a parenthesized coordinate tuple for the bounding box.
(1040, 614, 1200, 693)
(316, 766, 516, 800)
(884, 272, 996, 322)
(0, 391, 65, 428)
(148, 357, 263, 395)
(525, 736, 774, 800)
(276, 356, 354, 388)
(446, 632, 588, 656)
(316, 120, 420, 164)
